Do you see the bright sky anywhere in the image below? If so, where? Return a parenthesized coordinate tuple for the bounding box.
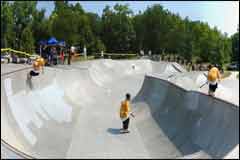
(37, 1, 239, 36)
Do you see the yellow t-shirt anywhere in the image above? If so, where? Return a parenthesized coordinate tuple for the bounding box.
(36, 58, 45, 66)
(120, 100, 130, 119)
(208, 67, 221, 82)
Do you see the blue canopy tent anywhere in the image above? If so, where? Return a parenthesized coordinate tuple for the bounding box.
(47, 37, 58, 45)
(38, 38, 67, 65)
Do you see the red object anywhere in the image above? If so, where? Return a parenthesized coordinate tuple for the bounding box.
(60, 51, 64, 61)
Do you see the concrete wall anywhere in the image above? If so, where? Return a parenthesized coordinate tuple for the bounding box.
(132, 75, 239, 158)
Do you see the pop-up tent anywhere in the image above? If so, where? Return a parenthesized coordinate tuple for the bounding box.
(47, 37, 58, 45)
(38, 38, 66, 61)
(39, 38, 65, 46)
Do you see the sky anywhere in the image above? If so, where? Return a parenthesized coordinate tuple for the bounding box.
(37, 1, 239, 36)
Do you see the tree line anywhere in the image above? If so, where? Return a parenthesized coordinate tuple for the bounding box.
(1, 1, 239, 66)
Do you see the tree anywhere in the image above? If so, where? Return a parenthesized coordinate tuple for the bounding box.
(1, 1, 236, 64)
(231, 28, 239, 62)
(1, 1, 15, 48)
(86, 12, 102, 37)
(20, 25, 35, 54)
(12, 1, 37, 49)
(101, 4, 135, 53)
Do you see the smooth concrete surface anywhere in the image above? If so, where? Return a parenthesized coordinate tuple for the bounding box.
(1, 59, 239, 159)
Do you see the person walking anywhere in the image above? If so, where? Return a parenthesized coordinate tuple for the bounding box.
(47, 48, 53, 66)
(119, 93, 135, 133)
(68, 47, 74, 65)
(68, 50, 71, 65)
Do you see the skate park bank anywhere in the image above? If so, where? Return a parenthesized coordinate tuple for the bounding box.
(1, 59, 239, 159)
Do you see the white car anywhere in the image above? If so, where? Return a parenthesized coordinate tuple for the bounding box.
(1, 54, 11, 63)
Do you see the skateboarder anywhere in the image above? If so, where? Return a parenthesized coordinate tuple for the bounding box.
(26, 60, 41, 89)
(207, 64, 221, 97)
(27, 61, 41, 80)
(119, 93, 135, 133)
(36, 57, 45, 73)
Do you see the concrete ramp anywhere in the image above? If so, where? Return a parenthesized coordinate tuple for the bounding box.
(1, 60, 239, 159)
(132, 75, 239, 159)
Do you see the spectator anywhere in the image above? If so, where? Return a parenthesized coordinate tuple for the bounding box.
(60, 49, 65, 64)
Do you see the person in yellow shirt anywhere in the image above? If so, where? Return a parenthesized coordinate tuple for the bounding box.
(119, 93, 134, 133)
(26, 61, 41, 89)
(28, 61, 41, 80)
(207, 64, 221, 97)
(36, 57, 45, 74)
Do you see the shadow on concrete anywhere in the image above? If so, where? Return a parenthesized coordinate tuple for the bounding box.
(107, 128, 122, 135)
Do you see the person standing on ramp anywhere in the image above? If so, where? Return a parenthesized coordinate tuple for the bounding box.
(26, 60, 41, 89)
(119, 93, 135, 133)
(207, 64, 221, 97)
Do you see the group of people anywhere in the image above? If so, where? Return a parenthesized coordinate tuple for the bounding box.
(41, 46, 73, 66)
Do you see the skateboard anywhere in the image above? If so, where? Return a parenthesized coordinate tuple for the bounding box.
(120, 129, 130, 134)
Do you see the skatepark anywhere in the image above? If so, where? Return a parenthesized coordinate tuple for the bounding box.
(1, 59, 239, 159)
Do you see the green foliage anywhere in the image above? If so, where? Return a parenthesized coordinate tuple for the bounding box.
(0, 2, 237, 65)
(1, 2, 15, 48)
(102, 4, 136, 53)
(231, 29, 239, 62)
(131, 5, 234, 65)
(20, 25, 35, 54)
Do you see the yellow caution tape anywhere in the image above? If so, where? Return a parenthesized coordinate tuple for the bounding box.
(1, 48, 36, 57)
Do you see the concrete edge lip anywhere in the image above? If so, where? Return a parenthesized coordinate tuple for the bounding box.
(145, 73, 239, 108)
(1, 140, 34, 159)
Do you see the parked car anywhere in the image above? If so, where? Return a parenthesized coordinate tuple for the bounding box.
(19, 58, 28, 64)
(1, 54, 11, 63)
(227, 62, 239, 71)
(1, 56, 6, 63)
